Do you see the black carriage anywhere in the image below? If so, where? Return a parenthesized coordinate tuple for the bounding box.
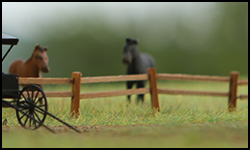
(2, 33, 80, 133)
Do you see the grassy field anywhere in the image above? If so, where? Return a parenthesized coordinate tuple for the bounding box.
(2, 80, 248, 148)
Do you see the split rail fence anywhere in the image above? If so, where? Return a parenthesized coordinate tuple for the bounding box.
(18, 68, 248, 117)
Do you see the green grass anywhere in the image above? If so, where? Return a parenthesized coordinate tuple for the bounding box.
(2, 81, 248, 148)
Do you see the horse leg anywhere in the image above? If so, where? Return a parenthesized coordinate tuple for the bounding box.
(136, 81, 146, 104)
(126, 81, 134, 103)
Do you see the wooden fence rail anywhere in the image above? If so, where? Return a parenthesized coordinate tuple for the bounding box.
(237, 79, 248, 100)
(157, 73, 230, 82)
(80, 88, 150, 99)
(18, 68, 248, 117)
(157, 89, 229, 97)
(19, 78, 72, 84)
(81, 74, 148, 83)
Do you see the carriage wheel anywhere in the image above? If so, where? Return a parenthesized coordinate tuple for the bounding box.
(16, 84, 48, 130)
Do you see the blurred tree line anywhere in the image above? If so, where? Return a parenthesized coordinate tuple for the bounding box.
(3, 2, 247, 78)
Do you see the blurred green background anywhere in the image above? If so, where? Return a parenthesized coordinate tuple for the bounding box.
(2, 2, 248, 78)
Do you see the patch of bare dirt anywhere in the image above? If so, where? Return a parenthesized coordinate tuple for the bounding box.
(2, 124, 159, 133)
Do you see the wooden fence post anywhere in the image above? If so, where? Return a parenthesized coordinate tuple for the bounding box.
(228, 71, 239, 112)
(147, 68, 160, 112)
(71, 72, 82, 118)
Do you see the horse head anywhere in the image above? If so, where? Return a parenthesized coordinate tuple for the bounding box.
(122, 38, 139, 64)
(33, 44, 50, 73)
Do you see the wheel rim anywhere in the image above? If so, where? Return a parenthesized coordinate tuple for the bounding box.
(16, 85, 48, 130)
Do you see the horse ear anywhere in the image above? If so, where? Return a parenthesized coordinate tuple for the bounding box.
(133, 39, 138, 45)
(35, 44, 40, 50)
(126, 38, 138, 45)
(126, 38, 132, 43)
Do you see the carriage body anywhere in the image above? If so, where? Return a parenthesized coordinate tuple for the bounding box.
(2, 73, 20, 100)
(2, 33, 21, 105)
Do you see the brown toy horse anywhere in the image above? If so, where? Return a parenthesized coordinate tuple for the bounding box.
(9, 44, 50, 89)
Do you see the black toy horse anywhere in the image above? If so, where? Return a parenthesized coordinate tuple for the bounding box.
(122, 38, 156, 104)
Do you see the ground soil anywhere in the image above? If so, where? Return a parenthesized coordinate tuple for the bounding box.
(2, 124, 153, 133)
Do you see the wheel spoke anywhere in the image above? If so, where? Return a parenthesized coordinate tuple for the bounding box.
(19, 113, 26, 120)
(34, 107, 47, 115)
(37, 104, 46, 108)
(34, 96, 43, 105)
(29, 113, 35, 128)
(31, 86, 34, 101)
(25, 88, 30, 100)
(34, 91, 40, 104)
(33, 109, 45, 128)
(34, 121, 40, 128)
(23, 115, 29, 126)
(19, 102, 29, 110)
(19, 109, 29, 120)
(29, 116, 31, 128)
(33, 111, 42, 123)
(21, 92, 28, 102)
